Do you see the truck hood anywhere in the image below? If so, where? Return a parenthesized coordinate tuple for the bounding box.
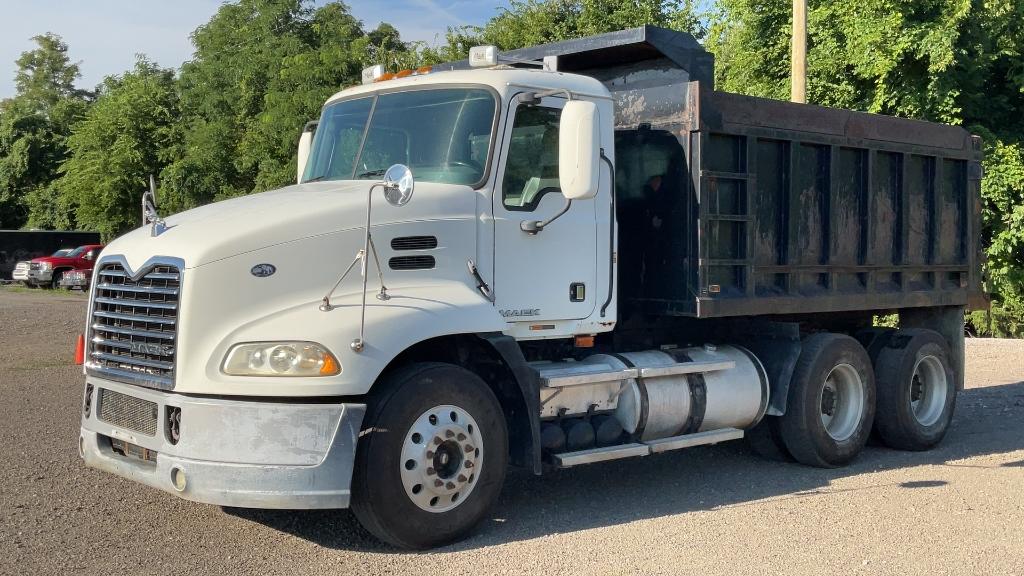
(30, 256, 79, 265)
(102, 180, 475, 270)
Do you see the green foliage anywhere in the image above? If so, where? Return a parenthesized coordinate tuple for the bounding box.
(420, 0, 706, 62)
(0, 33, 89, 229)
(56, 59, 178, 240)
(159, 0, 403, 213)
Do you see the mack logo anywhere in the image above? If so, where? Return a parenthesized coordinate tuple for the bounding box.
(499, 308, 541, 318)
(250, 263, 276, 278)
(129, 341, 174, 356)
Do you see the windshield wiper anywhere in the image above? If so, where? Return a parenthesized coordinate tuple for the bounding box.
(304, 174, 329, 183)
(356, 169, 387, 178)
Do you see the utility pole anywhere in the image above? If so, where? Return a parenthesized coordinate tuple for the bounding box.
(791, 0, 807, 103)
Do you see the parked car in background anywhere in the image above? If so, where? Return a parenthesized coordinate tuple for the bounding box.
(19, 244, 104, 288)
(12, 248, 74, 286)
(58, 269, 92, 291)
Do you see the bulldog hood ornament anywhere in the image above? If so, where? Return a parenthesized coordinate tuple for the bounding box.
(142, 174, 167, 237)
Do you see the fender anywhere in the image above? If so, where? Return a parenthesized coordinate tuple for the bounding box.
(734, 321, 802, 416)
(478, 333, 542, 475)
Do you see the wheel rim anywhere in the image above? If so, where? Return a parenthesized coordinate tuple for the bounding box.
(399, 404, 483, 513)
(818, 363, 865, 442)
(910, 354, 947, 427)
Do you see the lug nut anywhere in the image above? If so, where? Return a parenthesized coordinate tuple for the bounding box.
(433, 437, 443, 445)
(457, 433, 467, 441)
(457, 474, 467, 483)
(426, 467, 436, 476)
(434, 479, 444, 487)
(445, 430, 455, 438)
(464, 444, 474, 453)
(426, 450, 434, 458)
(446, 482, 456, 490)
(464, 460, 474, 469)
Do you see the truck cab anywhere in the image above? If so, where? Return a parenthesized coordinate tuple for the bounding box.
(79, 27, 981, 549)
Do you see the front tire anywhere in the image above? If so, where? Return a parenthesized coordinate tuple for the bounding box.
(351, 363, 508, 549)
(873, 329, 956, 451)
(779, 333, 876, 468)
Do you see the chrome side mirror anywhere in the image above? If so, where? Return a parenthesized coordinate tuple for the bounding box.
(382, 164, 414, 206)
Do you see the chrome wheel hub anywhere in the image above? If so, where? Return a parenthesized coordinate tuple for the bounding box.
(819, 363, 865, 442)
(400, 404, 483, 513)
(910, 355, 947, 427)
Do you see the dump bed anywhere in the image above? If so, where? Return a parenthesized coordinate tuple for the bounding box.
(498, 26, 985, 319)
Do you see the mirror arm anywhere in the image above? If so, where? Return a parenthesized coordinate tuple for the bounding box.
(520, 198, 572, 235)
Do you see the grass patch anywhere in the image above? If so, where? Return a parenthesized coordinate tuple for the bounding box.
(0, 284, 87, 296)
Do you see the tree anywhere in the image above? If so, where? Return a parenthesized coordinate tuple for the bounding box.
(0, 33, 89, 229)
(160, 0, 396, 209)
(57, 59, 178, 239)
(420, 0, 707, 63)
(14, 33, 89, 111)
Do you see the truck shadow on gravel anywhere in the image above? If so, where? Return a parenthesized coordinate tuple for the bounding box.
(227, 380, 1024, 553)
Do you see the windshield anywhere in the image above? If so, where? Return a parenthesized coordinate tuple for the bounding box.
(66, 246, 88, 257)
(302, 88, 496, 186)
(51, 249, 71, 257)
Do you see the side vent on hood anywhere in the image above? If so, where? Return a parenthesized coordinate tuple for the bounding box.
(391, 235, 438, 251)
(389, 255, 435, 270)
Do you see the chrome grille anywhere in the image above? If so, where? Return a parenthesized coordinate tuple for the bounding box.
(89, 262, 180, 389)
(98, 388, 158, 436)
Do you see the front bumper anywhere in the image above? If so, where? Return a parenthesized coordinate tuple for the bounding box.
(59, 274, 89, 288)
(79, 377, 366, 509)
(20, 269, 52, 283)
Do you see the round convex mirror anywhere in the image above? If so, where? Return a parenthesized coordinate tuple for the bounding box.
(382, 164, 414, 207)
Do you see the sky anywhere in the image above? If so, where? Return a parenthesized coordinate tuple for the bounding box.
(0, 0, 506, 99)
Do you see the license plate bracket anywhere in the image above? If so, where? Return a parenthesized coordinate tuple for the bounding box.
(109, 437, 158, 463)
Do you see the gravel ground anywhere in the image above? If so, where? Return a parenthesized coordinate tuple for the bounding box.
(1, 288, 1023, 576)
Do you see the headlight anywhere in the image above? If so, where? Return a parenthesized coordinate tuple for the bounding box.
(222, 341, 341, 377)
(39, 262, 52, 271)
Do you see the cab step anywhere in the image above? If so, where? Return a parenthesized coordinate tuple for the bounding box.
(552, 427, 744, 468)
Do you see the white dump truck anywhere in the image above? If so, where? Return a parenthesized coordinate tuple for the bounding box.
(78, 27, 984, 548)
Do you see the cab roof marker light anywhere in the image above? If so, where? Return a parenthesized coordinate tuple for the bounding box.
(361, 64, 384, 85)
(469, 45, 498, 68)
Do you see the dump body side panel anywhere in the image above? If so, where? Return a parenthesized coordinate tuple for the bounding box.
(612, 82, 983, 319)
(688, 87, 984, 318)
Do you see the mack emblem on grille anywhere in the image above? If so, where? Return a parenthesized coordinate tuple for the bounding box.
(129, 341, 174, 356)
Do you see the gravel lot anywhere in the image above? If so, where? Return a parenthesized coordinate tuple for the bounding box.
(1, 288, 1023, 576)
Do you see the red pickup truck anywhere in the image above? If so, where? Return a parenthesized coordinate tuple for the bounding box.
(12, 244, 104, 289)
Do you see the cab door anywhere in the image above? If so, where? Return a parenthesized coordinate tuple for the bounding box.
(491, 96, 599, 326)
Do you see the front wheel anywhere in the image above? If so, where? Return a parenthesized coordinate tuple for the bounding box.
(351, 363, 508, 549)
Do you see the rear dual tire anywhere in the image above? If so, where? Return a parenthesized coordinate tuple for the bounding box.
(750, 328, 955, 465)
(872, 329, 956, 451)
(777, 333, 876, 468)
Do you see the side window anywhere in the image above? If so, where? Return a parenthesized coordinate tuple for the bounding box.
(502, 106, 561, 210)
